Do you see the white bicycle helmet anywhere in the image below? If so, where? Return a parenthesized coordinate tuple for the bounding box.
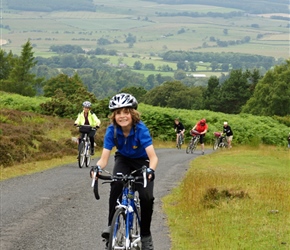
(82, 101, 92, 108)
(109, 93, 138, 111)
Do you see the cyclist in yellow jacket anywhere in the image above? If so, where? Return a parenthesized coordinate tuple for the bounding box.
(74, 101, 101, 155)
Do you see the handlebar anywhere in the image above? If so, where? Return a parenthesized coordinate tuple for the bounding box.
(75, 124, 98, 131)
(91, 166, 148, 200)
(190, 129, 201, 136)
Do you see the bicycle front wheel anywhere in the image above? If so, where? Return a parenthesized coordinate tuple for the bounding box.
(131, 197, 141, 250)
(191, 138, 198, 153)
(108, 207, 127, 250)
(213, 138, 219, 150)
(78, 141, 86, 168)
(186, 141, 192, 154)
(177, 134, 182, 150)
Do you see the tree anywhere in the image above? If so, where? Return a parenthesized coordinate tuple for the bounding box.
(176, 61, 188, 71)
(203, 76, 221, 111)
(144, 63, 155, 71)
(211, 61, 219, 72)
(174, 70, 186, 80)
(125, 33, 136, 44)
(97, 38, 111, 46)
(133, 61, 143, 70)
(189, 62, 197, 72)
(2, 40, 43, 96)
(218, 69, 253, 114)
(120, 86, 147, 101)
(43, 73, 86, 97)
(142, 80, 202, 109)
(0, 49, 14, 80)
(242, 60, 290, 116)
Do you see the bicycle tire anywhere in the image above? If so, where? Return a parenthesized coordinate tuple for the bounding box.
(191, 137, 198, 153)
(131, 197, 141, 250)
(85, 143, 91, 167)
(78, 141, 86, 168)
(186, 140, 192, 154)
(213, 138, 219, 150)
(177, 134, 182, 150)
(108, 207, 127, 250)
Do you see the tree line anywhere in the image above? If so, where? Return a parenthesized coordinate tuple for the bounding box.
(146, 0, 289, 14)
(7, 0, 95, 12)
(0, 41, 289, 119)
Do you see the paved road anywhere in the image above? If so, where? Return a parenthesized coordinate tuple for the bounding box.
(0, 148, 211, 250)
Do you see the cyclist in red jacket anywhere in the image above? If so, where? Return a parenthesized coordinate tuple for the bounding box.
(191, 118, 208, 155)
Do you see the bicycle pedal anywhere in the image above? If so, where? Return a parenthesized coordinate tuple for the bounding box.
(103, 239, 109, 249)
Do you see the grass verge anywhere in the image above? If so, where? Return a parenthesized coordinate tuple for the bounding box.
(163, 145, 290, 249)
(0, 140, 171, 181)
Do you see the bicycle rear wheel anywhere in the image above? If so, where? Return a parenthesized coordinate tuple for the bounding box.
(85, 143, 91, 167)
(85, 155, 91, 167)
(108, 207, 127, 250)
(78, 141, 86, 168)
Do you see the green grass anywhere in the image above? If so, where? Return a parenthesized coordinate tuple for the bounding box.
(163, 145, 290, 249)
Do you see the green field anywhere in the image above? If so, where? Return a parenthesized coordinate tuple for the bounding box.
(1, 0, 289, 59)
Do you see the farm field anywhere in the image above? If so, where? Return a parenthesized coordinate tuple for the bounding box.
(1, 0, 289, 59)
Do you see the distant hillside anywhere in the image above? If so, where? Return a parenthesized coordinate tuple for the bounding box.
(144, 0, 289, 14)
(7, 0, 95, 12)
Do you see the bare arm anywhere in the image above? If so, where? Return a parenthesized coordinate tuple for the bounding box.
(145, 145, 158, 171)
(96, 148, 111, 170)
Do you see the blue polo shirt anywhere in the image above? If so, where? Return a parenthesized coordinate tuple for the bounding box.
(103, 121, 152, 158)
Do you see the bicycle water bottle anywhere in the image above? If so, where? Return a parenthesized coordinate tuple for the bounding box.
(122, 188, 129, 206)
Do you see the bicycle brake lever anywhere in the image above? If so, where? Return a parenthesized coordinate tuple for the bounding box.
(91, 171, 96, 187)
(143, 167, 147, 188)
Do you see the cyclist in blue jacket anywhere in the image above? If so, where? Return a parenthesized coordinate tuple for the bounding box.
(93, 93, 158, 250)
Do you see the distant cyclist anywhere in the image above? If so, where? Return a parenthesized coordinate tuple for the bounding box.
(92, 93, 158, 250)
(74, 101, 101, 155)
(223, 121, 233, 148)
(174, 118, 185, 148)
(191, 118, 208, 155)
(288, 132, 290, 149)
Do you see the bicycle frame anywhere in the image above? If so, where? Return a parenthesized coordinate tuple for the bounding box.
(92, 167, 147, 250)
(186, 133, 200, 154)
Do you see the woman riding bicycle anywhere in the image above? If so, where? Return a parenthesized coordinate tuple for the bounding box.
(74, 101, 101, 155)
(191, 118, 208, 155)
(92, 93, 158, 250)
(174, 118, 185, 148)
